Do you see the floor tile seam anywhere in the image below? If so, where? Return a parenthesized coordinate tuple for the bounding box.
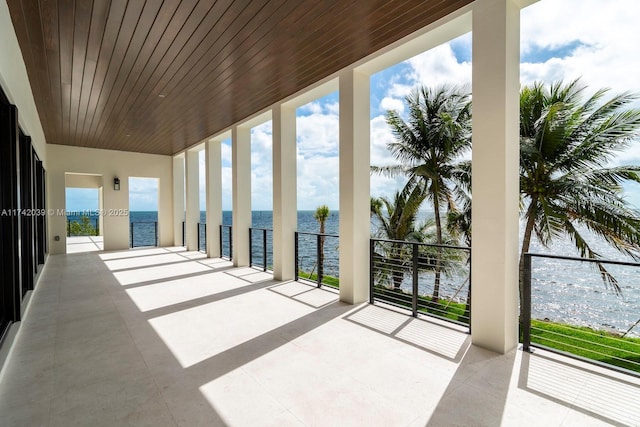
(505, 371, 590, 422)
(233, 365, 302, 421)
(104, 257, 212, 274)
(569, 385, 640, 422)
(48, 255, 142, 398)
(101, 253, 181, 427)
(42, 259, 64, 427)
(505, 398, 572, 425)
(265, 330, 429, 413)
(524, 372, 586, 406)
(239, 363, 337, 424)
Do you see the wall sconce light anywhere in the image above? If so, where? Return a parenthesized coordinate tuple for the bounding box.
(114, 177, 120, 191)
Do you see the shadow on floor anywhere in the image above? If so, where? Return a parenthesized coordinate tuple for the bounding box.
(519, 350, 640, 425)
(344, 303, 471, 361)
(426, 345, 515, 426)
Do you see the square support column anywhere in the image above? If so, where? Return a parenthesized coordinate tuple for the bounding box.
(185, 149, 200, 251)
(338, 69, 370, 304)
(471, 0, 521, 353)
(205, 139, 222, 258)
(98, 186, 104, 236)
(232, 126, 251, 266)
(172, 155, 185, 246)
(272, 104, 297, 280)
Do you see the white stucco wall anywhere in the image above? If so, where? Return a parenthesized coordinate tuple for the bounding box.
(0, 1, 47, 165)
(47, 144, 173, 254)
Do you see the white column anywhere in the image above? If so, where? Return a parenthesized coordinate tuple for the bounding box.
(272, 104, 297, 280)
(232, 126, 251, 266)
(98, 186, 104, 236)
(338, 69, 370, 304)
(185, 149, 200, 251)
(172, 155, 185, 246)
(471, 0, 521, 353)
(206, 139, 222, 257)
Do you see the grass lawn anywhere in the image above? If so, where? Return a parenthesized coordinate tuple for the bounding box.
(297, 271, 340, 288)
(372, 286, 469, 325)
(529, 320, 640, 373)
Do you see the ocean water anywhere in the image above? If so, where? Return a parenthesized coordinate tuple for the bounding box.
(68, 210, 640, 336)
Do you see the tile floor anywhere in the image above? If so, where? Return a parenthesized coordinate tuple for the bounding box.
(66, 236, 104, 253)
(1, 247, 639, 426)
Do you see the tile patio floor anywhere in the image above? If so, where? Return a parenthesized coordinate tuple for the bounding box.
(1, 247, 638, 426)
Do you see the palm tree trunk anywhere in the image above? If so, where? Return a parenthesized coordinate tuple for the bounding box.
(519, 197, 538, 304)
(433, 195, 443, 303)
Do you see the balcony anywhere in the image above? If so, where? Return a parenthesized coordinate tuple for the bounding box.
(1, 247, 638, 426)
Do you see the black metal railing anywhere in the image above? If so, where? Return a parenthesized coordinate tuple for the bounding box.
(370, 238, 471, 330)
(220, 224, 232, 260)
(182, 221, 186, 246)
(521, 252, 640, 376)
(67, 217, 99, 237)
(295, 231, 339, 288)
(249, 227, 272, 271)
(130, 221, 158, 248)
(198, 223, 206, 252)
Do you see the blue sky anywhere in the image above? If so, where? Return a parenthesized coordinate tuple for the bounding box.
(67, 0, 640, 212)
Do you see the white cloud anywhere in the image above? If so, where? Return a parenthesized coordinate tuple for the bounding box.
(251, 121, 273, 210)
(299, 101, 323, 115)
(520, 0, 640, 96)
(380, 97, 404, 113)
(519, 0, 640, 169)
(295, 101, 340, 209)
(129, 177, 159, 211)
(325, 102, 340, 115)
(296, 154, 339, 209)
(405, 41, 472, 89)
(296, 111, 339, 157)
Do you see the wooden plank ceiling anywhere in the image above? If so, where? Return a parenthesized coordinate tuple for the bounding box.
(8, 0, 471, 156)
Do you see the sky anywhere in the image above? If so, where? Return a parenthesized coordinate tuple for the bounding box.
(67, 0, 640, 212)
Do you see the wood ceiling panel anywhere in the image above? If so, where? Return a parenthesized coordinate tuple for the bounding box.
(86, 0, 166, 145)
(75, 0, 110, 144)
(7, 0, 472, 156)
(81, 0, 147, 145)
(79, 0, 127, 144)
(119, 0, 299, 148)
(69, 0, 93, 141)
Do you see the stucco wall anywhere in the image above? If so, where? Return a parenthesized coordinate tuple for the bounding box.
(47, 144, 173, 254)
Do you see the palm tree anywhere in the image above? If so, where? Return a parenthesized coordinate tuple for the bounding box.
(314, 205, 330, 283)
(519, 79, 640, 299)
(370, 184, 427, 289)
(373, 84, 472, 301)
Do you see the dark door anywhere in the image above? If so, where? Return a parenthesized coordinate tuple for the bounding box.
(0, 90, 21, 339)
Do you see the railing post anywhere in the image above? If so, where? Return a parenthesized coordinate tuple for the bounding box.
(294, 232, 299, 281)
(182, 221, 185, 247)
(412, 243, 418, 317)
(316, 233, 322, 288)
(203, 224, 206, 252)
(130, 223, 134, 248)
(369, 239, 375, 304)
(262, 228, 267, 272)
(249, 228, 253, 267)
(522, 253, 532, 352)
(155, 221, 158, 247)
(229, 226, 233, 260)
